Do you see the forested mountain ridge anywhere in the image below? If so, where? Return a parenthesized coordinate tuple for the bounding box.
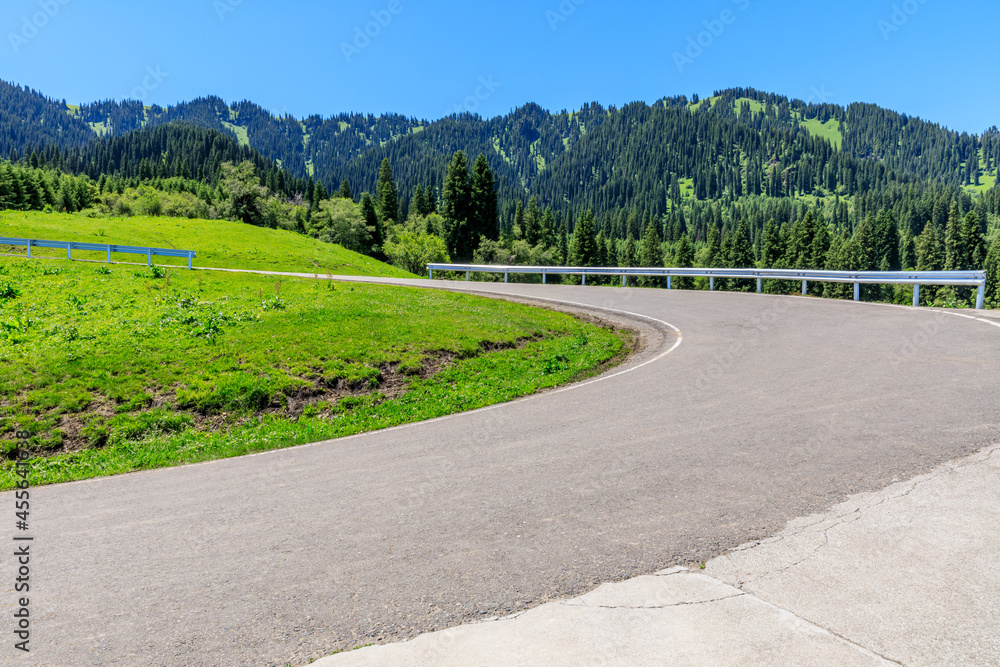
(6, 78, 996, 211)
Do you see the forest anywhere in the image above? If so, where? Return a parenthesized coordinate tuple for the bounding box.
(1, 78, 998, 307)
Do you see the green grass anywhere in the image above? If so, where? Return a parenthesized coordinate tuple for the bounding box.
(800, 117, 843, 149)
(221, 121, 250, 147)
(0, 257, 624, 489)
(0, 210, 415, 277)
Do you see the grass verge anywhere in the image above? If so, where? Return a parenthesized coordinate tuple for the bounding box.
(0, 210, 415, 277)
(0, 257, 625, 489)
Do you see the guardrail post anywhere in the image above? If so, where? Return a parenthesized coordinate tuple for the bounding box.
(67, 242, 71, 260)
(621, 274, 626, 287)
(542, 272, 547, 285)
(801, 280, 807, 296)
(912, 284, 920, 307)
(582, 273, 586, 286)
(757, 277, 762, 294)
(465, 270, 470, 281)
(188, 252, 193, 270)
(667, 276, 671, 290)
(504, 271, 508, 284)
(854, 283, 860, 302)
(26, 240, 31, 259)
(107, 245, 112, 264)
(710, 277, 714, 291)
(977, 284, 986, 310)
(429, 268, 433, 279)
(147, 249, 152, 267)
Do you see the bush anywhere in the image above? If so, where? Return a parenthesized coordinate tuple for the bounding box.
(384, 230, 450, 276)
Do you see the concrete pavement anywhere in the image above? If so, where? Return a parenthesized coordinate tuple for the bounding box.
(321, 442, 1000, 666)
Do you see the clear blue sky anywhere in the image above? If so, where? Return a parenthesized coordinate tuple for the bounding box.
(2, 0, 996, 133)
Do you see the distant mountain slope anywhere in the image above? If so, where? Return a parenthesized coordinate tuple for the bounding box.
(0, 80, 96, 159)
(1, 79, 997, 217)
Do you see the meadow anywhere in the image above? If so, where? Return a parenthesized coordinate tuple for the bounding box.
(0, 210, 414, 277)
(0, 256, 625, 489)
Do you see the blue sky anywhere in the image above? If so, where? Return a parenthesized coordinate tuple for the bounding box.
(1, 0, 996, 133)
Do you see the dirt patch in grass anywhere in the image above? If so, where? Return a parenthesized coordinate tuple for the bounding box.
(13, 335, 562, 459)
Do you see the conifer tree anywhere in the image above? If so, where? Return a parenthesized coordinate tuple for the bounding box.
(513, 201, 525, 239)
(915, 221, 942, 271)
(409, 185, 425, 216)
(985, 236, 1000, 308)
(944, 201, 966, 270)
(442, 151, 472, 257)
(360, 192, 382, 256)
(639, 220, 663, 267)
(524, 196, 542, 246)
(376, 158, 399, 224)
(705, 225, 721, 267)
(557, 219, 568, 265)
(758, 218, 783, 268)
(338, 179, 353, 200)
(571, 210, 599, 267)
(674, 233, 694, 289)
(425, 186, 437, 214)
(470, 154, 499, 244)
(963, 211, 986, 268)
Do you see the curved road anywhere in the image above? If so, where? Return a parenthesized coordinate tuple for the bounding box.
(19, 279, 1000, 666)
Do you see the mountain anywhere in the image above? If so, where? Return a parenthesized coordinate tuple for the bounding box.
(2, 79, 999, 230)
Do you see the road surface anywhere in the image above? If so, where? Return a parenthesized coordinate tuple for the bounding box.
(14, 279, 1000, 666)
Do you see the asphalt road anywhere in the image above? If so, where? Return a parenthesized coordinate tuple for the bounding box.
(13, 278, 1000, 666)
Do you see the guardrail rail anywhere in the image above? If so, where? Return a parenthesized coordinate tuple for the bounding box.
(0, 237, 197, 269)
(427, 264, 988, 310)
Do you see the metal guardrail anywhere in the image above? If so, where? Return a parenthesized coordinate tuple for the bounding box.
(427, 264, 989, 310)
(0, 237, 197, 269)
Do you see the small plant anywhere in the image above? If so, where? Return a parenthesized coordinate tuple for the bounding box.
(149, 265, 166, 279)
(543, 354, 571, 374)
(0, 281, 20, 300)
(41, 267, 63, 276)
(66, 294, 88, 309)
(262, 297, 287, 311)
(95, 265, 112, 276)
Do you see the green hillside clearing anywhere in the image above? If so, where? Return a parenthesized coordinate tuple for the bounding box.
(0, 211, 415, 277)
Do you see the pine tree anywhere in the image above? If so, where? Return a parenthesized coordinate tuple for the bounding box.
(376, 158, 400, 224)
(963, 211, 986, 268)
(915, 221, 941, 271)
(944, 201, 966, 270)
(674, 233, 694, 289)
(705, 225, 721, 267)
(513, 201, 525, 239)
(425, 186, 437, 214)
(570, 210, 599, 268)
(639, 220, 663, 267)
(314, 182, 328, 206)
(985, 236, 1000, 308)
(412, 185, 427, 217)
(557, 219, 569, 265)
(469, 154, 499, 244)
(338, 179, 353, 200)
(442, 151, 472, 258)
(758, 218, 783, 268)
(524, 196, 542, 246)
(360, 192, 383, 256)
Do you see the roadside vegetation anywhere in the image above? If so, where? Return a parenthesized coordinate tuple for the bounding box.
(0, 210, 415, 277)
(0, 258, 625, 489)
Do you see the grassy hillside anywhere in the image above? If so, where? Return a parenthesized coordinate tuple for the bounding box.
(800, 117, 843, 149)
(0, 257, 624, 488)
(0, 211, 415, 277)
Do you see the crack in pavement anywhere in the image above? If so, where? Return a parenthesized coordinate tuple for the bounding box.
(559, 592, 747, 611)
(719, 442, 1000, 588)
